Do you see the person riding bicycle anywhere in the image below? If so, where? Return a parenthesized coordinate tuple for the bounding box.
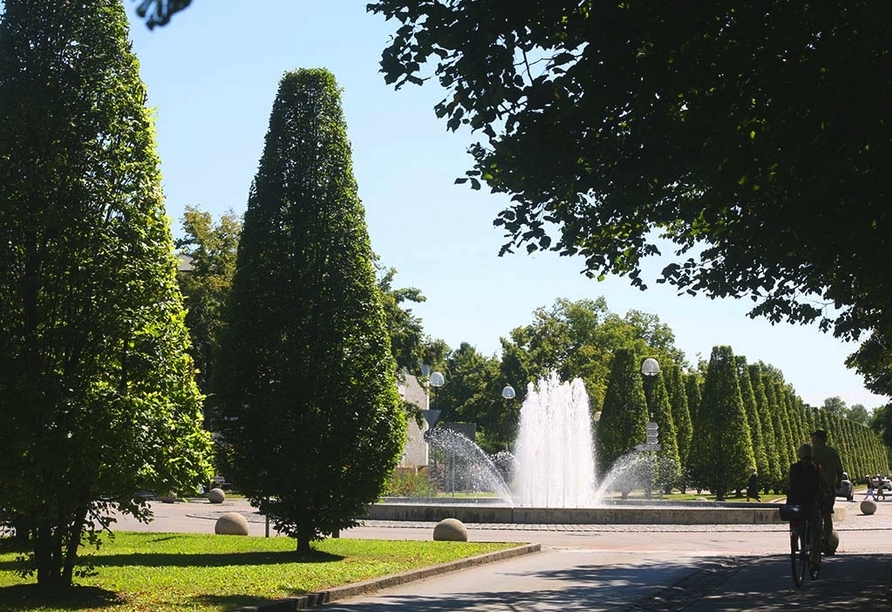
(787, 443, 826, 570)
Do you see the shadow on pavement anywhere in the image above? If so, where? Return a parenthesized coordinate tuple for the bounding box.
(681, 553, 892, 612)
(320, 553, 891, 612)
(320, 558, 729, 611)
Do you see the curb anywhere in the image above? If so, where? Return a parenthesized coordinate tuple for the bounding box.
(234, 543, 541, 611)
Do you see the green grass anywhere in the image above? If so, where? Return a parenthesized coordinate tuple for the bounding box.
(0, 533, 518, 612)
(596, 491, 786, 503)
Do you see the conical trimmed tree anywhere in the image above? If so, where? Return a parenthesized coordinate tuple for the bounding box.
(684, 372, 706, 490)
(214, 69, 406, 552)
(0, 0, 211, 587)
(736, 356, 768, 492)
(650, 373, 681, 492)
(665, 365, 693, 473)
(597, 349, 648, 475)
(690, 346, 755, 500)
(749, 363, 783, 492)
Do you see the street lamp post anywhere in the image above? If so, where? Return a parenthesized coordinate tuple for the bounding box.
(429, 371, 444, 411)
(640, 357, 660, 413)
(429, 371, 448, 494)
(640, 358, 660, 499)
(501, 384, 516, 452)
(501, 384, 515, 400)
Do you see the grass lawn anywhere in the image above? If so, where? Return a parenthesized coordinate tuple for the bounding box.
(595, 491, 785, 503)
(0, 533, 519, 612)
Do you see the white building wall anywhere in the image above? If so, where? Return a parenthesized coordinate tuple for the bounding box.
(398, 374, 432, 468)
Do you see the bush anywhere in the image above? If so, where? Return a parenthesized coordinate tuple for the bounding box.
(383, 468, 437, 497)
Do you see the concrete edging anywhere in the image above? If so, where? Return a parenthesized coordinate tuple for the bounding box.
(234, 543, 541, 611)
(363, 503, 837, 525)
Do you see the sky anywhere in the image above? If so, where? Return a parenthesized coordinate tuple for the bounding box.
(114, 1, 888, 409)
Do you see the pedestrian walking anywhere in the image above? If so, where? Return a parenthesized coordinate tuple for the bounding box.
(865, 475, 876, 500)
(746, 468, 761, 502)
(811, 429, 843, 556)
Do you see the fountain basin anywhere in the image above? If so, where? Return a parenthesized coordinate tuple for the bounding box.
(364, 502, 845, 525)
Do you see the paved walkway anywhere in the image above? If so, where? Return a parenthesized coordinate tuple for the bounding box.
(117, 497, 892, 611)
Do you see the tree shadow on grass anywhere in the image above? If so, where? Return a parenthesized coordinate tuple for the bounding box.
(0, 584, 124, 611)
(0, 539, 29, 555)
(87, 548, 344, 568)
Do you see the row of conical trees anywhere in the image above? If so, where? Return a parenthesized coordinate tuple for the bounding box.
(597, 346, 886, 500)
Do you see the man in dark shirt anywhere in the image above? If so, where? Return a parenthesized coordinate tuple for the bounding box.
(811, 429, 844, 555)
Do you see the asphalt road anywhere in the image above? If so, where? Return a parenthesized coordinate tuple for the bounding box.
(116, 496, 892, 611)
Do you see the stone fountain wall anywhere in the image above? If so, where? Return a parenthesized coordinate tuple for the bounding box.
(364, 503, 847, 525)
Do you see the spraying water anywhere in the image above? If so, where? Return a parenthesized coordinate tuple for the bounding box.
(512, 373, 598, 507)
(420, 373, 661, 507)
(425, 427, 514, 503)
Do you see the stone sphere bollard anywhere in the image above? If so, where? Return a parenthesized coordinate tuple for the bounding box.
(208, 487, 225, 504)
(861, 498, 878, 515)
(215, 512, 249, 536)
(433, 518, 468, 542)
(826, 528, 840, 552)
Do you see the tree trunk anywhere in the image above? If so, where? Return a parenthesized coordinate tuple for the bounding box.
(296, 509, 313, 553)
(11, 515, 31, 544)
(296, 531, 312, 554)
(35, 521, 62, 587)
(61, 507, 88, 586)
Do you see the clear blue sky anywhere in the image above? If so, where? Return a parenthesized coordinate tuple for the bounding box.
(118, 1, 885, 409)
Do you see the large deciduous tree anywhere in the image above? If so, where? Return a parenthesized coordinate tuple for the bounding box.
(376, 266, 426, 374)
(503, 297, 684, 413)
(214, 68, 406, 553)
(136, 1, 892, 398)
(175, 206, 241, 398)
(368, 0, 892, 394)
(0, 0, 211, 587)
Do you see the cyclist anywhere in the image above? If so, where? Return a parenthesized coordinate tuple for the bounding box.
(787, 443, 826, 571)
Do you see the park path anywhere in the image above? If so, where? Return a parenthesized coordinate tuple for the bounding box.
(116, 496, 892, 610)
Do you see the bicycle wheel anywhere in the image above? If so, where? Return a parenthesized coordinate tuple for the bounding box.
(809, 522, 820, 581)
(790, 528, 805, 587)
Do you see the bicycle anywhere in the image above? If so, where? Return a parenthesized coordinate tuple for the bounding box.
(780, 504, 820, 586)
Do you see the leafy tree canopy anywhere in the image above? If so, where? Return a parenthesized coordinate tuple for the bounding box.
(132, 0, 191, 28)
(376, 265, 426, 373)
(504, 297, 684, 411)
(175, 206, 241, 395)
(367, 0, 892, 380)
(847, 404, 871, 427)
(135, 1, 891, 397)
(822, 396, 848, 418)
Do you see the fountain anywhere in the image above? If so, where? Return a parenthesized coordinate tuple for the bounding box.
(370, 374, 787, 525)
(513, 373, 597, 507)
